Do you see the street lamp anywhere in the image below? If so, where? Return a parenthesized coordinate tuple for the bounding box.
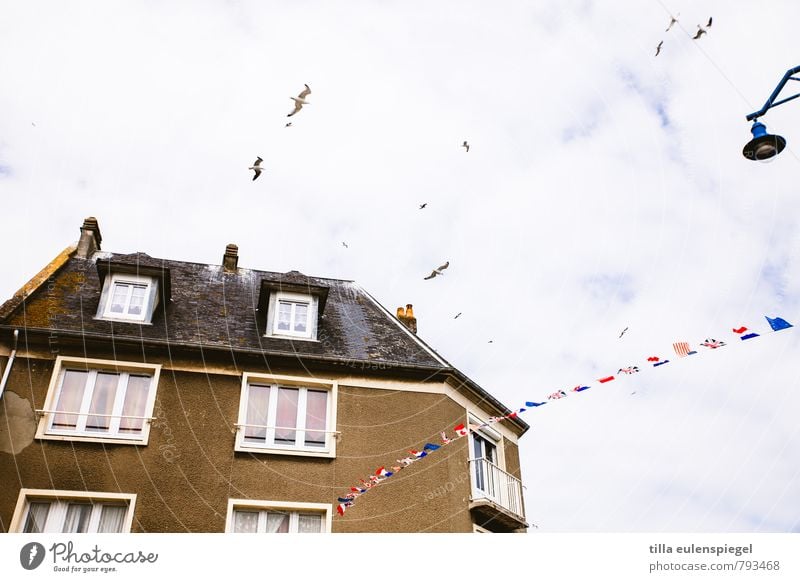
(743, 65, 800, 162)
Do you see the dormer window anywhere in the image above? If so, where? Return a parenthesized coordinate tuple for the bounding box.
(275, 294, 312, 337)
(98, 273, 158, 323)
(258, 275, 328, 342)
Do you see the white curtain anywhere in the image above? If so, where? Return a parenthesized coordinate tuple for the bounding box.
(62, 504, 91, 533)
(233, 511, 259, 533)
(298, 514, 322, 533)
(304, 390, 327, 447)
(87, 372, 119, 431)
(97, 505, 126, 533)
(265, 511, 289, 533)
(23, 502, 51, 533)
(275, 388, 298, 444)
(120, 375, 151, 433)
(244, 385, 270, 442)
(53, 370, 88, 429)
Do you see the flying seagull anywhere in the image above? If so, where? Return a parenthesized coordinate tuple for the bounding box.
(454, 312, 462, 319)
(462, 141, 470, 152)
(423, 261, 449, 280)
(706, 16, 713, 28)
(419, 203, 427, 210)
(665, 13, 679, 31)
(655, 41, 663, 56)
(285, 122, 293, 128)
(249, 157, 264, 181)
(619, 327, 628, 339)
(288, 84, 311, 117)
(693, 25, 707, 39)
(342, 242, 348, 248)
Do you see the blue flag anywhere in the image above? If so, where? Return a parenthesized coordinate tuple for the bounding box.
(423, 443, 441, 452)
(766, 316, 793, 332)
(525, 401, 547, 407)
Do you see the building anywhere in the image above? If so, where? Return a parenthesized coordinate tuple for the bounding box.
(0, 217, 528, 533)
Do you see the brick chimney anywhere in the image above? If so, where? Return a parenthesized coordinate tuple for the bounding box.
(397, 303, 417, 334)
(223, 244, 239, 272)
(76, 216, 102, 258)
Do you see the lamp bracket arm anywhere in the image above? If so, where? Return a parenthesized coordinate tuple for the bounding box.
(745, 65, 800, 121)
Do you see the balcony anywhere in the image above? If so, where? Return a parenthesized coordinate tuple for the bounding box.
(469, 457, 527, 531)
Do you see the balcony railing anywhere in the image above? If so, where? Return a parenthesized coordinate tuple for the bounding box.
(468, 457, 525, 522)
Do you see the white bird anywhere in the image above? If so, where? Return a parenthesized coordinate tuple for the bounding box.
(665, 13, 679, 31)
(693, 25, 707, 39)
(288, 84, 311, 117)
(423, 261, 449, 280)
(419, 203, 427, 210)
(249, 157, 264, 181)
(462, 140, 470, 152)
(655, 41, 663, 56)
(342, 241, 348, 248)
(454, 312, 462, 319)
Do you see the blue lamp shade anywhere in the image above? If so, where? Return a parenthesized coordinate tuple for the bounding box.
(743, 121, 786, 161)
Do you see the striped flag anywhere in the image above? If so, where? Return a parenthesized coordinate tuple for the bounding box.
(733, 326, 759, 340)
(440, 431, 451, 445)
(673, 342, 697, 357)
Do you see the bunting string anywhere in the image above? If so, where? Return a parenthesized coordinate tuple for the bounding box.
(335, 315, 794, 516)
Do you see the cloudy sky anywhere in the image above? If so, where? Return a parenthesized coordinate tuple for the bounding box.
(2, 0, 800, 533)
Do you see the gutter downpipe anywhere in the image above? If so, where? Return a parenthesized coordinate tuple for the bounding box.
(0, 329, 19, 401)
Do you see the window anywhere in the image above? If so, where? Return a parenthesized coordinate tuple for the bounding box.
(236, 373, 337, 457)
(471, 431, 499, 499)
(36, 357, 161, 445)
(226, 500, 331, 533)
(98, 273, 158, 323)
(266, 291, 318, 340)
(10, 490, 136, 533)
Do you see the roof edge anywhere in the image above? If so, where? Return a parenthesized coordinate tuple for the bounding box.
(0, 245, 77, 322)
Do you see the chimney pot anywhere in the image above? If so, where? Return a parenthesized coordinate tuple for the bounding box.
(223, 243, 239, 272)
(397, 303, 417, 334)
(76, 216, 102, 258)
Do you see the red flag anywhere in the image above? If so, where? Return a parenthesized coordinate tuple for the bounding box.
(598, 376, 615, 383)
(454, 424, 468, 437)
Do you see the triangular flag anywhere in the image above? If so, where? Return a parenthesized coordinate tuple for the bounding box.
(598, 376, 615, 383)
(766, 316, 793, 331)
(423, 443, 441, 452)
(525, 401, 547, 407)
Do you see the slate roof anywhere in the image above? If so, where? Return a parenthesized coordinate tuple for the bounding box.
(1, 250, 446, 369)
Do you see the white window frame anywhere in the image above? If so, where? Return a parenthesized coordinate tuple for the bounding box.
(468, 414, 505, 502)
(9, 489, 136, 533)
(225, 499, 332, 533)
(266, 291, 318, 340)
(235, 372, 337, 458)
(98, 272, 158, 323)
(35, 356, 161, 445)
